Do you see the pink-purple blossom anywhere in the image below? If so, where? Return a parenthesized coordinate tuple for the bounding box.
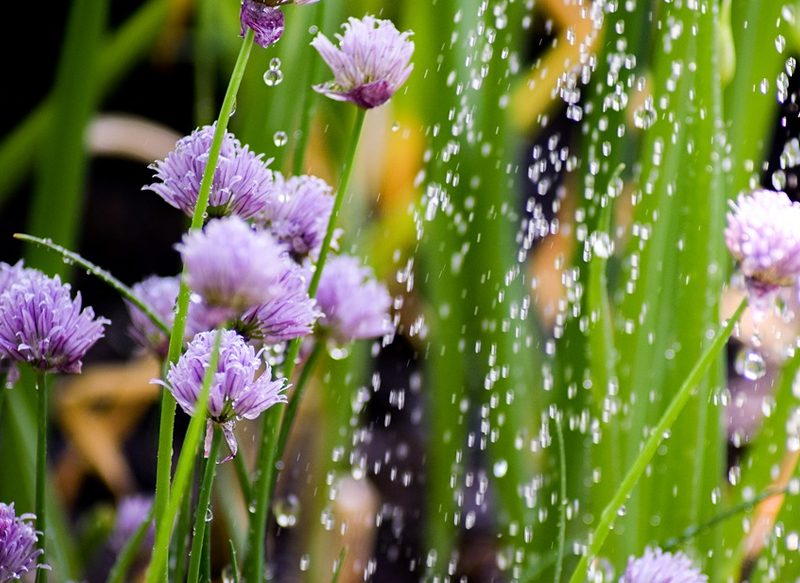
(316, 255, 393, 342)
(258, 173, 334, 260)
(125, 275, 215, 358)
(0, 270, 108, 374)
(311, 15, 414, 109)
(621, 548, 707, 583)
(156, 329, 287, 459)
(725, 189, 800, 297)
(177, 216, 290, 316)
(236, 265, 320, 345)
(144, 124, 273, 219)
(0, 262, 38, 385)
(240, 0, 319, 49)
(0, 502, 45, 583)
(109, 495, 154, 556)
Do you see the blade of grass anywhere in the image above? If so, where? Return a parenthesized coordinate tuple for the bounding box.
(568, 297, 747, 583)
(0, 0, 169, 205)
(23, 0, 107, 278)
(14, 233, 169, 335)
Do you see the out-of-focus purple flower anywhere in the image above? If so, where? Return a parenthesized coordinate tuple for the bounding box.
(144, 124, 273, 219)
(0, 271, 108, 374)
(258, 173, 334, 260)
(311, 15, 414, 109)
(156, 329, 287, 459)
(126, 275, 215, 358)
(237, 265, 320, 345)
(0, 262, 37, 386)
(621, 548, 706, 583)
(178, 217, 290, 318)
(725, 189, 800, 299)
(0, 502, 45, 583)
(316, 255, 393, 342)
(240, 0, 319, 48)
(109, 495, 154, 556)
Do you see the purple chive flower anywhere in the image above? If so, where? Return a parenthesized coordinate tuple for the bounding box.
(178, 216, 290, 317)
(125, 275, 215, 357)
(156, 329, 287, 459)
(144, 124, 273, 219)
(621, 548, 707, 583)
(0, 262, 38, 385)
(240, 0, 319, 48)
(316, 255, 393, 342)
(237, 265, 320, 345)
(109, 495, 154, 555)
(725, 189, 800, 300)
(0, 502, 45, 583)
(0, 271, 108, 374)
(258, 173, 334, 260)
(311, 15, 414, 109)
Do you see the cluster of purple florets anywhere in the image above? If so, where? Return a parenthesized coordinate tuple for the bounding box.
(0, 4, 412, 575)
(0, 503, 46, 582)
(136, 117, 395, 456)
(725, 188, 800, 309)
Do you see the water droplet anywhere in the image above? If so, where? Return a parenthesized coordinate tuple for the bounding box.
(734, 347, 766, 381)
(633, 97, 657, 129)
(326, 339, 350, 360)
(263, 67, 284, 87)
(775, 34, 786, 54)
(493, 459, 508, 478)
(273, 131, 288, 147)
(273, 494, 300, 528)
(205, 507, 213, 522)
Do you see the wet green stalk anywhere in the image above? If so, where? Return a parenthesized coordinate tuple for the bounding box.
(187, 429, 223, 583)
(151, 31, 254, 578)
(171, 475, 195, 583)
(247, 106, 366, 583)
(554, 416, 566, 583)
(146, 330, 223, 583)
(567, 298, 747, 583)
(35, 372, 49, 583)
(13, 234, 169, 335)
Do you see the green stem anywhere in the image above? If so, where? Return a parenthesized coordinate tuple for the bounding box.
(554, 415, 566, 583)
(107, 507, 156, 583)
(307, 108, 366, 297)
(146, 330, 223, 583)
(172, 471, 196, 583)
(233, 451, 252, 504)
(13, 234, 169, 335)
(228, 539, 241, 583)
(567, 297, 748, 583)
(151, 30, 255, 574)
(275, 341, 323, 461)
(246, 107, 366, 582)
(187, 428, 223, 583)
(35, 372, 49, 583)
(331, 547, 347, 583)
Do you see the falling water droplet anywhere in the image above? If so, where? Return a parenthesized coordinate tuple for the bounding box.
(493, 459, 508, 478)
(326, 339, 351, 360)
(263, 66, 284, 87)
(734, 347, 766, 381)
(273, 131, 288, 147)
(273, 494, 300, 528)
(775, 34, 786, 53)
